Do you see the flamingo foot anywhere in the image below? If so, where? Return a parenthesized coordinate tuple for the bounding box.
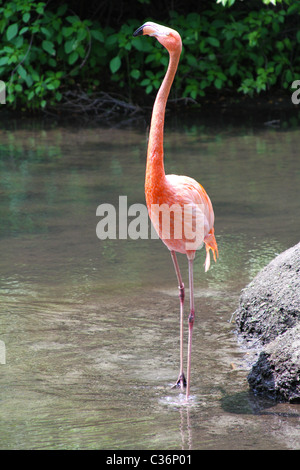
(172, 372, 186, 390)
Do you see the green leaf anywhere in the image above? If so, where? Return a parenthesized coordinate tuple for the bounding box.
(4, 8, 14, 19)
(57, 4, 68, 16)
(130, 69, 140, 80)
(77, 28, 86, 42)
(8, 55, 17, 64)
(110, 56, 121, 74)
(25, 75, 33, 87)
(19, 27, 29, 35)
(42, 40, 55, 56)
(68, 51, 78, 65)
(287, 3, 300, 15)
(107, 35, 118, 47)
(18, 65, 27, 80)
(0, 57, 8, 66)
(11, 35, 23, 48)
(285, 69, 293, 84)
(6, 23, 18, 41)
(15, 84, 23, 92)
(46, 82, 56, 90)
(186, 54, 198, 67)
(146, 84, 153, 94)
(207, 37, 220, 47)
(23, 13, 30, 23)
(36, 4, 45, 14)
(66, 16, 79, 25)
(62, 27, 74, 38)
(229, 63, 237, 76)
(41, 27, 51, 38)
(90, 30, 104, 42)
(64, 40, 74, 54)
(31, 70, 40, 82)
(214, 78, 223, 89)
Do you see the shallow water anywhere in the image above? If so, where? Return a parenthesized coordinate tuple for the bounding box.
(0, 110, 299, 449)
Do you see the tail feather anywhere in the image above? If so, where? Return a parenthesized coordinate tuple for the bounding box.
(204, 228, 218, 272)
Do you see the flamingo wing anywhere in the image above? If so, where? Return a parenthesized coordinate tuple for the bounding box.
(147, 174, 218, 270)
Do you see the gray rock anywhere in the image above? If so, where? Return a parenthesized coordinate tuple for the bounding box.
(248, 324, 300, 403)
(235, 242, 300, 402)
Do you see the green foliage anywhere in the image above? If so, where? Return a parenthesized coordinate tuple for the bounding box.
(128, 2, 300, 101)
(217, 0, 282, 5)
(0, 0, 107, 109)
(0, 0, 300, 111)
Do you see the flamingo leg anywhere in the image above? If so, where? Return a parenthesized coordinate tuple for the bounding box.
(186, 258, 195, 400)
(170, 250, 186, 390)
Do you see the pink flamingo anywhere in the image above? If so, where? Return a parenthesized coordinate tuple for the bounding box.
(133, 22, 218, 399)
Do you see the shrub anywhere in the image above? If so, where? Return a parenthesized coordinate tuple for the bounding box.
(0, 0, 107, 109)
(0, 0, 299, 111)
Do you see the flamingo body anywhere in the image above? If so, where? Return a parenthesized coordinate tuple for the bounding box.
(146, 173, 217, 269)
(133, 21, 218, 399)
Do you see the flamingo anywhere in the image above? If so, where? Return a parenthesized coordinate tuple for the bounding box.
(133, 22, 218, 400)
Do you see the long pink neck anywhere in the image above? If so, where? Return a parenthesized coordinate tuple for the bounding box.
(145, 48, 181, 190)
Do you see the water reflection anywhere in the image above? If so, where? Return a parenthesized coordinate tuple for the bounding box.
(222, 390, 300, 417)
(0, 115, 299, 449)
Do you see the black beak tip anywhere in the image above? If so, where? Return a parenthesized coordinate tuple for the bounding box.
(133, 25, 144, 37)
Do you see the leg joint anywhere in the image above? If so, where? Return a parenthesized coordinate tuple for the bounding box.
(178, 283, 185, 301)
(188, 309, 195, 324)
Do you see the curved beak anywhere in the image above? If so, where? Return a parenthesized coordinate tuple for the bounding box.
(133, 22, 169, 38)
(133, 24, 144, 37)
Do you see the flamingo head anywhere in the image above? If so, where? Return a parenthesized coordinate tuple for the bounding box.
(133, 21, 182, 53)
